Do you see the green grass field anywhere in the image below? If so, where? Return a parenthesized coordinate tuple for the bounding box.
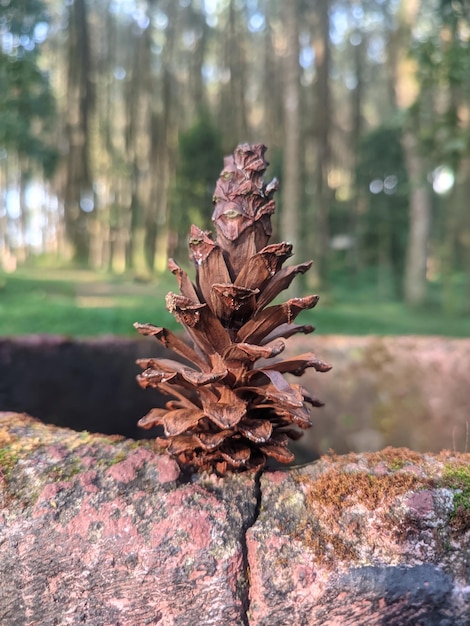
(0, 267, 469, 337)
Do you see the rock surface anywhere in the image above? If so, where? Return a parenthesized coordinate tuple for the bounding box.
(0, 413, 257, 626)
(1, 413, 469, 625)
(248, 449, 470, 625)
(288, 335, 470, 458)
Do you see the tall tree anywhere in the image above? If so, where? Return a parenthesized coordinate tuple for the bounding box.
(312, 0, 332, 285)
(0, 0, 57, 266)
(261, 4, 283, 150)
(429, 0, 470, 312)
(395, 0, 432, 307)
(127, 18, 153, 277)
(219, 0, 250, 146)
(280, 0, 301, 265)
(401, 127, 432, 307)
(348, 18, 367, 277)
(399, 0, 470, 309)
(62, 0, 95, 264)
(3, 0, 468, 309)
(149, 0, 180, 273)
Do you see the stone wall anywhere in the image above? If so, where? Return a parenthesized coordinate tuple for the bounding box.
(1, 413, 469, 625)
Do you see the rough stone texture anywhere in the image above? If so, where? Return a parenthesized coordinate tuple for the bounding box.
(247, 449, 470, 625)
(1, 335, 469, 462)
(1, 413, 469, 625)
(0, 413, 258, 626)
(288, 335, 470, 459)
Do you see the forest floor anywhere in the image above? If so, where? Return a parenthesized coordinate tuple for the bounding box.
(0, 267, 469, 337)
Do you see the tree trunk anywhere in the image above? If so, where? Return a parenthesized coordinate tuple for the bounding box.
(63, 0, 95, 265)
(312, 0, 331, 285)
(127, 23, 152, 277)
(188, 4, 207, 116)
(395, 0, 430, 307)
(262, 9, 283, 151)
(349, 28, 366, 277)
(0, 159, 14, 272)
(402, 130, 431, 307)
(458, 159, 470, 313)
(16, 170, 28, 264)
(280, 0, 301, 266)
(149, 3, 179, 273)
(219, 0, 249, 146)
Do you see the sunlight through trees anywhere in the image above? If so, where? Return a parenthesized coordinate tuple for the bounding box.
(1, 0, 470, 313)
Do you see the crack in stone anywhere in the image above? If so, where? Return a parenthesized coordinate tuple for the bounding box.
(240, 468, 263, 626)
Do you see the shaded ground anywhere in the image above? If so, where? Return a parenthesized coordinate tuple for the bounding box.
(0, 336, 165, 440)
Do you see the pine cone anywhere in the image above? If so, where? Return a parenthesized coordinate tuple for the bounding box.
(135, 143, 331, 473)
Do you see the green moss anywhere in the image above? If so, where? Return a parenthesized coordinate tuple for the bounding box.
(294, 521, 358, 565)
(297, 467, 426, 516)
(108, 449, 128, 465)
(389, 458, 407, 470)
(326, 447, 425, 472)
(441, 464, 470, 518)
(291, 463, 432, 567)
(442, 463, 470, 485)
(93, 448, 128, 469)
(0, 448, 20, 481)
(47, 461, 83, 483)
(74, 430, 124, 447)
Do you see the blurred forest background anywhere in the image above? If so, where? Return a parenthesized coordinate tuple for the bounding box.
(1, 0, 470, 335)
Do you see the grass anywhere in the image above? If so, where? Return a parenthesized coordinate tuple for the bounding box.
(0, 268, 177, 337)
(0, 267, 469, 337)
